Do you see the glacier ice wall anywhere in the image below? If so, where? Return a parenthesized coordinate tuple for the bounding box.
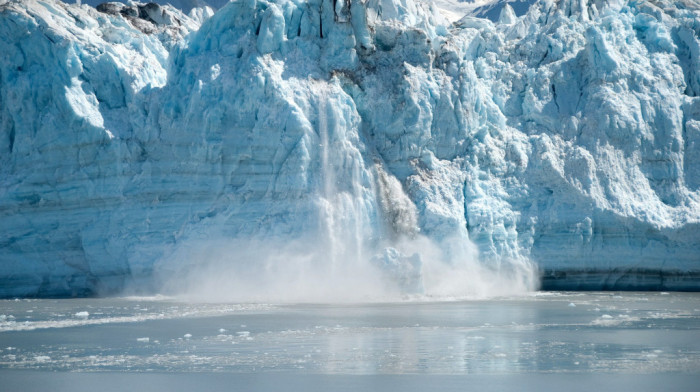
(1, 0, 699, 298)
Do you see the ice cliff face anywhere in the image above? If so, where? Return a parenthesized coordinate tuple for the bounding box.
(1, 0, 699, 298)
(0, 0, 212, 296)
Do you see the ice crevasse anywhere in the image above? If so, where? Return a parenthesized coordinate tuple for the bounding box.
(0, 0, 699, 299)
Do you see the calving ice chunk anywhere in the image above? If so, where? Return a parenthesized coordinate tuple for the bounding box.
(0, 0, 698, 299)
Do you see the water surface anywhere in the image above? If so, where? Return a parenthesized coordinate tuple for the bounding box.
(1, 292, 699, 390)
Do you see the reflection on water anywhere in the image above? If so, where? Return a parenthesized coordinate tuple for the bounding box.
(1, 292, 699, 374)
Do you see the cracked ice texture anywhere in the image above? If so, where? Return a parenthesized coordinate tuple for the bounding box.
(0, 0, 699, 297)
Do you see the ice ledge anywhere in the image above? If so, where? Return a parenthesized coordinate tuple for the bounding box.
(540, 269, 700, 291)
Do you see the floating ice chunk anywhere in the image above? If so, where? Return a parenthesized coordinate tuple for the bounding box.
(137, 337, 150, 342)
(183, 333, 192, 339)
(74, 311, 89, 319)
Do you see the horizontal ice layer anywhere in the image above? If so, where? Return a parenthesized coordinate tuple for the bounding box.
(1, 0, 699, 297)
(0, 0, 210, 296)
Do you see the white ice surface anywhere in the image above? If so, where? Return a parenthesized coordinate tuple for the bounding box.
(1, 0, 699, 298)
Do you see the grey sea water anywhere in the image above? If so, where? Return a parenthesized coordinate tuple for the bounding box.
(1, 292, 699, 391)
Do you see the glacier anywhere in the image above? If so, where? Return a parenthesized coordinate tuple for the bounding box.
(0, 0, 699, 299)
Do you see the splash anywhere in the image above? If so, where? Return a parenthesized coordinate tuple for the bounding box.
(154, 233, 537, 303)
(154, 83, 538, 303)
